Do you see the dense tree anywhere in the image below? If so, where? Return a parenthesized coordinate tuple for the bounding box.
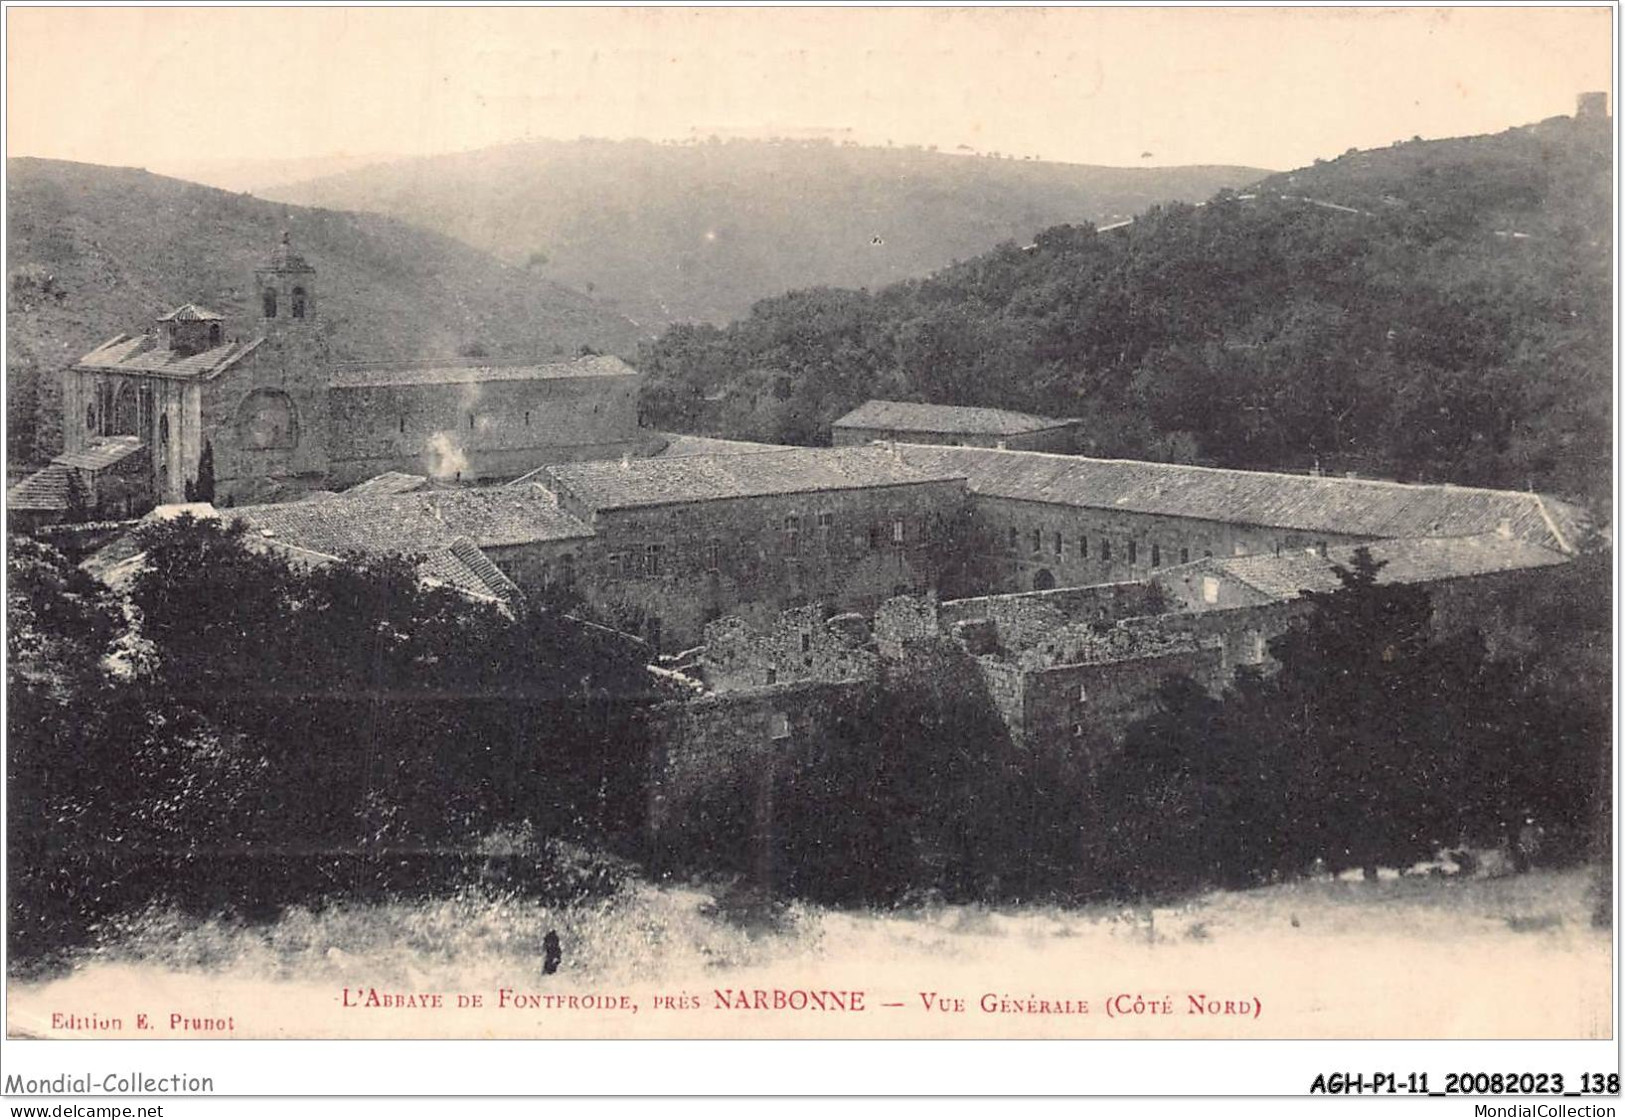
(9, 520, 664, 967)
(639, 117, 1609, 511)
(1086, 549, 1605, 897)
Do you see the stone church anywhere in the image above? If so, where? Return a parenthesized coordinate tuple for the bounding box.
(39, 236, 645, 509)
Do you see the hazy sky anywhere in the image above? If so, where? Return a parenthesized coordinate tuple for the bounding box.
(7, 6, 1614, 175)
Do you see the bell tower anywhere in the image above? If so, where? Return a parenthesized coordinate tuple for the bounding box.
(253, 231, 317, 327)
(210, 231, 329, 502)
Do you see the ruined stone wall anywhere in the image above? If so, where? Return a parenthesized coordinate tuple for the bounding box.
(1017, 647, 1227, 764)
(966, 495, 1373, 593)
(325, 374, 643, 487)
(940, 580, 1168, 630)
(873, 594, 941, 659)
(701, 604, 878, 691)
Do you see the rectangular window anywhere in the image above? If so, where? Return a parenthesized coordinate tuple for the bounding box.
(817, 511, 833, 545)
(646, 543, 662, 576)
(1202, 577, 1220, 604)
(1080, 536, 1088, 560)
(893, 518, 906, 545)
(1101, 539, 1112, 564)
(706, 539, 721, 573)
(769, 711, 791, 738)
(1151, 543, 1161, 568)
(1180, 547, 1190, 565)
(1008, 527, 1018, 551)
(785, 515, 801, 556)
(1031, 528, 1043, 555)
(1128, 540, 1138, 565)
(870, 525, 881, 551)
(1053, 531, 1063, 558)
(607, 553, 623, 579)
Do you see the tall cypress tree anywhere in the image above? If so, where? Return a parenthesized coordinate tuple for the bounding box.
(194, 440, 216, 504)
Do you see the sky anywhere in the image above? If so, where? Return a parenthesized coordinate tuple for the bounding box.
(5, 6, 1615, 179)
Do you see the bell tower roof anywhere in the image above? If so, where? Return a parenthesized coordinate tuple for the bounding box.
(265, 231, 314, 274)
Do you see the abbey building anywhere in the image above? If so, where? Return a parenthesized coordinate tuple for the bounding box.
(22, 235, 644, 514)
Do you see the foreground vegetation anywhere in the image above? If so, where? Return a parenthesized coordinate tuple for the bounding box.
(7, 521, 662, 969)
(8, 524, 1608, 973)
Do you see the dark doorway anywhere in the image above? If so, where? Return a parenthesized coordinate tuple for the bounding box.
(1032, 568, 1057, 591)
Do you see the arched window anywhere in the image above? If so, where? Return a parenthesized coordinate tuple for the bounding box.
(262, 288, 278, 318)
(209, 323, 222, 347)
(291, 287, 306, 319)
(86, 404, 96, 432)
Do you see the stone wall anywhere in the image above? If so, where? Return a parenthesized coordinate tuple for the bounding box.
(1017, 647, 1227, 763)
(873, 594, 941, 658)
(700, 604, 878, 691)
(204, 330, 333, 504)
(940, 580, 1168, 629)
(966, 494, 1373, 593)
(563, 480, 963, 650)
(325, 374, 643, 486)
(644, 679, 878, 865)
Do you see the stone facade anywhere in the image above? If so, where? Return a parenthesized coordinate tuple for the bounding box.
(546, 477, 963, 650)
(962, 494, 1370, 594)
(325, 365, 646, 487)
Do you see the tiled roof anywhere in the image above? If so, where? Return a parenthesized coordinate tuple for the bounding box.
(833, 399, 1078, 436)
(446, 537, 522, 600)
(7, 465, 75, 511)
(52, 436, 145, 472)
(652, 433, 789, 458)
(76, 333, 262, 380)
(328, 354, 638, 389)
(542, 445, 968, 514)
(342, 471, 429, 499)
(231, 484, 593, 556)
(895, 445, 1589, 554)
(230, 486, 593, 604)
(156, 303, 225, 322)
(1199, 534, 1570, 601)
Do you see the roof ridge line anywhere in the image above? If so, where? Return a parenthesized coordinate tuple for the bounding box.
(1529, 491, 1576, 554)
(903, 442, 1562, 501)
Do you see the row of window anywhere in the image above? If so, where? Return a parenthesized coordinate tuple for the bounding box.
(1006, 527, 1205, 569)
(600, 517, 914, 581)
